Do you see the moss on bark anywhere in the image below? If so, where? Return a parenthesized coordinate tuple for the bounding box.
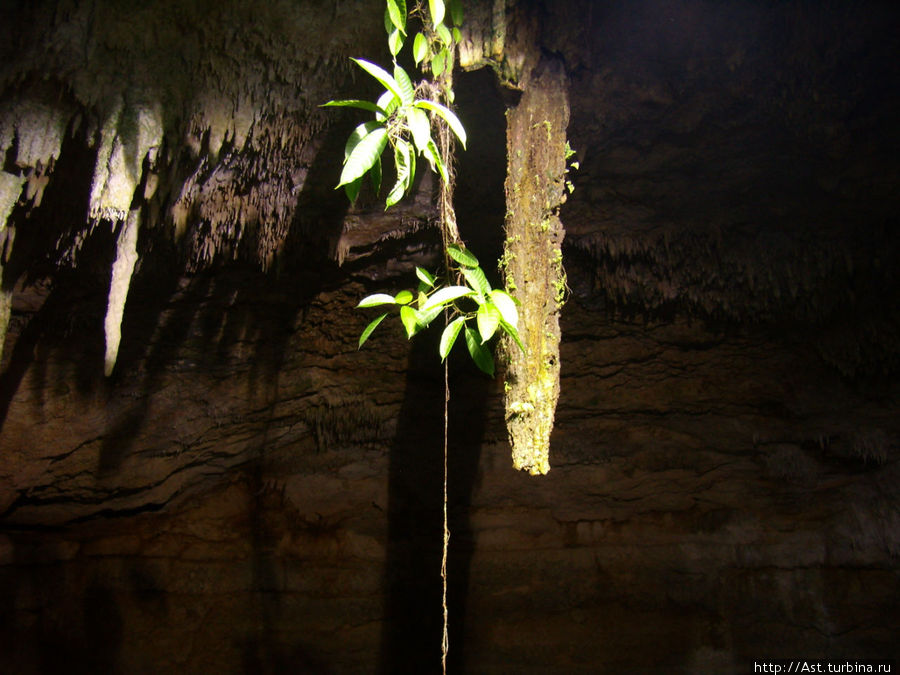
(501, 58, 569, 475)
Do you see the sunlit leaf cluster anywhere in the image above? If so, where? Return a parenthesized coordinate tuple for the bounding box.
(396, 0, 463, 81)
(325, 1, 524, 376)
(322, 0, 466, 208)
(357, 245, 523, 376)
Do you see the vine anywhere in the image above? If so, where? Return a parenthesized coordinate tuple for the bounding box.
(324, 1, 523, 670)
(325, 1, 522, 372)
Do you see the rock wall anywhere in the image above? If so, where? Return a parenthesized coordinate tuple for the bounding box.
(2, 284, 897, 672)
(1, 0, 898, 673)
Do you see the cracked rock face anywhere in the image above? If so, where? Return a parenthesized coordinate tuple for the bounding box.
(1, 0, 899, 672)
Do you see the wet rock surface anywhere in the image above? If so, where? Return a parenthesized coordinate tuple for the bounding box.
(1, 0, 898, 672)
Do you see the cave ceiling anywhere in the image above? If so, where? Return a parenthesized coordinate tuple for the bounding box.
(1, 0, 897, 328)
(0, 0, 896, 429)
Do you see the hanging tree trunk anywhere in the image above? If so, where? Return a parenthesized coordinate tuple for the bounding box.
(501, 57, 570, 475)
(458, 2, 571, 475)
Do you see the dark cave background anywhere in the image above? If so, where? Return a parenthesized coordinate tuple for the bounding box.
(1, 0, 898, 673)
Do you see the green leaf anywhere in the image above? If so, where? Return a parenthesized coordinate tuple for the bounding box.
(436, 23, 452, 45)
(431, 49, 445, 78)
(421, 285, 473, 312)
(452, 27, 461, 44)
(429, 0, 445, 26)
(371, 154, 382, 194)
(446, 243, 479, 267)
(375, 90, 400, 121)
(394, 138, 413, 178)
(439, 316, 466, 360)
(405, 107, 432, 155)
(393, 64, 415, 105)
(417, 304, 443, 327)
(500, 318, 525, 353)
(338, 126, 388, 187)
(386, 0, 406, 34)
(416, 266, 436, 288)
(394, 289, 414, 305)
(322, 99, 388, 117)
(386, 139, 413, 208)
(388, 28, 404, 57)
(403, 139, 416, 192)
(465, 326, 495, 376)
(462, 265, 491, 299)
(490, 289, 518, 328)
(476, 301, 501, 343)
(449, 0, 463, 26)
(344, 176, 362, 203)
(351, 58, 404, 102)
(414, 99, 467, 149)
(359, 313, 388, 348)
(385, 177, 404, 208)
(425, 138, 448, 183)
(357, 293, 396, 307)
(441, 47, 452, 73)
(413, 32, 428, 65)
(399, 305, 421, 338)
(344, 121, 383, 162)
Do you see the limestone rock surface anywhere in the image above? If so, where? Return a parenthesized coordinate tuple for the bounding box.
(1, 1, 898, 673)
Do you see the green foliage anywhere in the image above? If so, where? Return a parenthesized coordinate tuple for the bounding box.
(322, 0, 467, 211)
(328, 0, 522, 376)
(413, 32, 428, 65)
(564, 140, 579, 194)
(357, 249, 523, 375)
(386, 0, 407, 34)
(464, 326, 494, 376)
(339, 124, 387, 188)
(429, 0, 445, 26)
(326, 57, 466, 202)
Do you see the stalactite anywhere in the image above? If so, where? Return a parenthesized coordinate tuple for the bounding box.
(85, 103, 164, 376)
(1, 0, 371, 282)
(0, 171, 25, 358)
(0, 101, 68, 170)
(0, 99, 67, 359)
(566, 225, 868, 322)
(0, 172, 22, 247)
(90, 104, 163, 223)
(103, 208, 141, 377)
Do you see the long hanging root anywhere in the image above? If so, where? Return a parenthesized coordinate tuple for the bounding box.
(437, 101, 457, 675)
(441, 358, 450, 673)
(431, 68, 459, 675)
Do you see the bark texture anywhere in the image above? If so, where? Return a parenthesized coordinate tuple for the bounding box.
(502, 57, 570, 475)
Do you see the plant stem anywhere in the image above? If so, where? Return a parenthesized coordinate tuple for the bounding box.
(441, 356, 450, 674)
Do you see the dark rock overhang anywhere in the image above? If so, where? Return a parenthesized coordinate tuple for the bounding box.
(0, 0, 898, 377)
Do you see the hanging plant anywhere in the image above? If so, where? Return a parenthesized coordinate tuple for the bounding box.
(357, 243, 523, 375)
(323, 2, 514, 671)
(324, 0, 521, 374)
